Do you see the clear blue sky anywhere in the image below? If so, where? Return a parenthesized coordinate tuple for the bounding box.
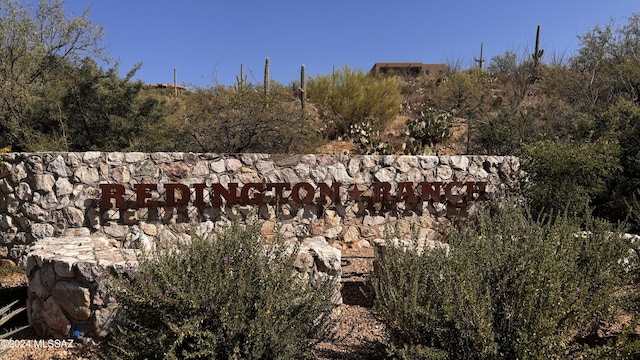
(64, 0, 639, 89)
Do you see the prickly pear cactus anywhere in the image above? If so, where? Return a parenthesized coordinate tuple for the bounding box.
(402, 106, 452, 155)
(349, 121, 393, 155)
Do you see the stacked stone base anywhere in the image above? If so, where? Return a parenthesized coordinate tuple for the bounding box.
(26, 237, 137, 339)
(26, 235, 342, 339)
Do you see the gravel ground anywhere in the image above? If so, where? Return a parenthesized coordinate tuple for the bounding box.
(1, 248, 389, 360)
(313, 248, 389, 360)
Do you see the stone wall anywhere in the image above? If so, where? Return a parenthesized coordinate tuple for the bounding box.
(1, 153, 523, 265)
(26, 236, 137, 339)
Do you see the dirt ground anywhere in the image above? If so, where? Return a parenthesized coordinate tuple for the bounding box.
(313, 248, 389, 360)
(0, 248, 388, 360)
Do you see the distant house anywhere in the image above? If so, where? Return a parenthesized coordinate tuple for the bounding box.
(370, 62, 448, 77)
(146, 83, 188, 92)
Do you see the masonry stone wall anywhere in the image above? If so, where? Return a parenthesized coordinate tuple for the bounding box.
(1, 152, 522, 340)
(26, 236, 137, 339)
(1, 152, 523, 266)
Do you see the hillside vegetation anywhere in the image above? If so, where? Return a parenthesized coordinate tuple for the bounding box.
(0, 0, 639, 227)
(4, 2, 640, 358)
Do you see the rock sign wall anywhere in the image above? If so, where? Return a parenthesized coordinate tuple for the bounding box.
(0, 152, 523, 266)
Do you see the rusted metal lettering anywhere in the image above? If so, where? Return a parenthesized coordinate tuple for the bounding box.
(98, 181, 488, 210)
(134, 184, 158, 208)
(99, 184, 125, 209)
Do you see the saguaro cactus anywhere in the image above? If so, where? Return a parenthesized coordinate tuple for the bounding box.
(474, 43, 485, 70)
(531, 25, 544, 82)
(236, 64, 247, 90)
(174, 67, 178, 97)
(532, 25, 544, 67)
(300, 64, 306, 111)
(264, 57, 270, 94)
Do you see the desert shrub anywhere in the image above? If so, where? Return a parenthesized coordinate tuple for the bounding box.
(402, 106, 452, 155)
(185, 84, 322, 154)
(430, 68, 490, 115)
(99, 223, 337, 360)
(471, 108, 542, 155)
(593, 100, 640, 231)
(522, 139, 621, 219)
(632, 190, 640, 229)
(306, 65, 400, 139)
(373, 204, 640, 359)
(0, 260, 14, 279)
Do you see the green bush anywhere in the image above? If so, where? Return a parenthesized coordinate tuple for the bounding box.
(373, 204, 640, 359)
(430, 68, 490, 116)
(471, 108, 542, 156)
(632, 190, 640, 229)
(99, 223, 337, 360)
(594, 100, 640, 231)
(306, 65, 400, 139)
(522, 139, 621, 219)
